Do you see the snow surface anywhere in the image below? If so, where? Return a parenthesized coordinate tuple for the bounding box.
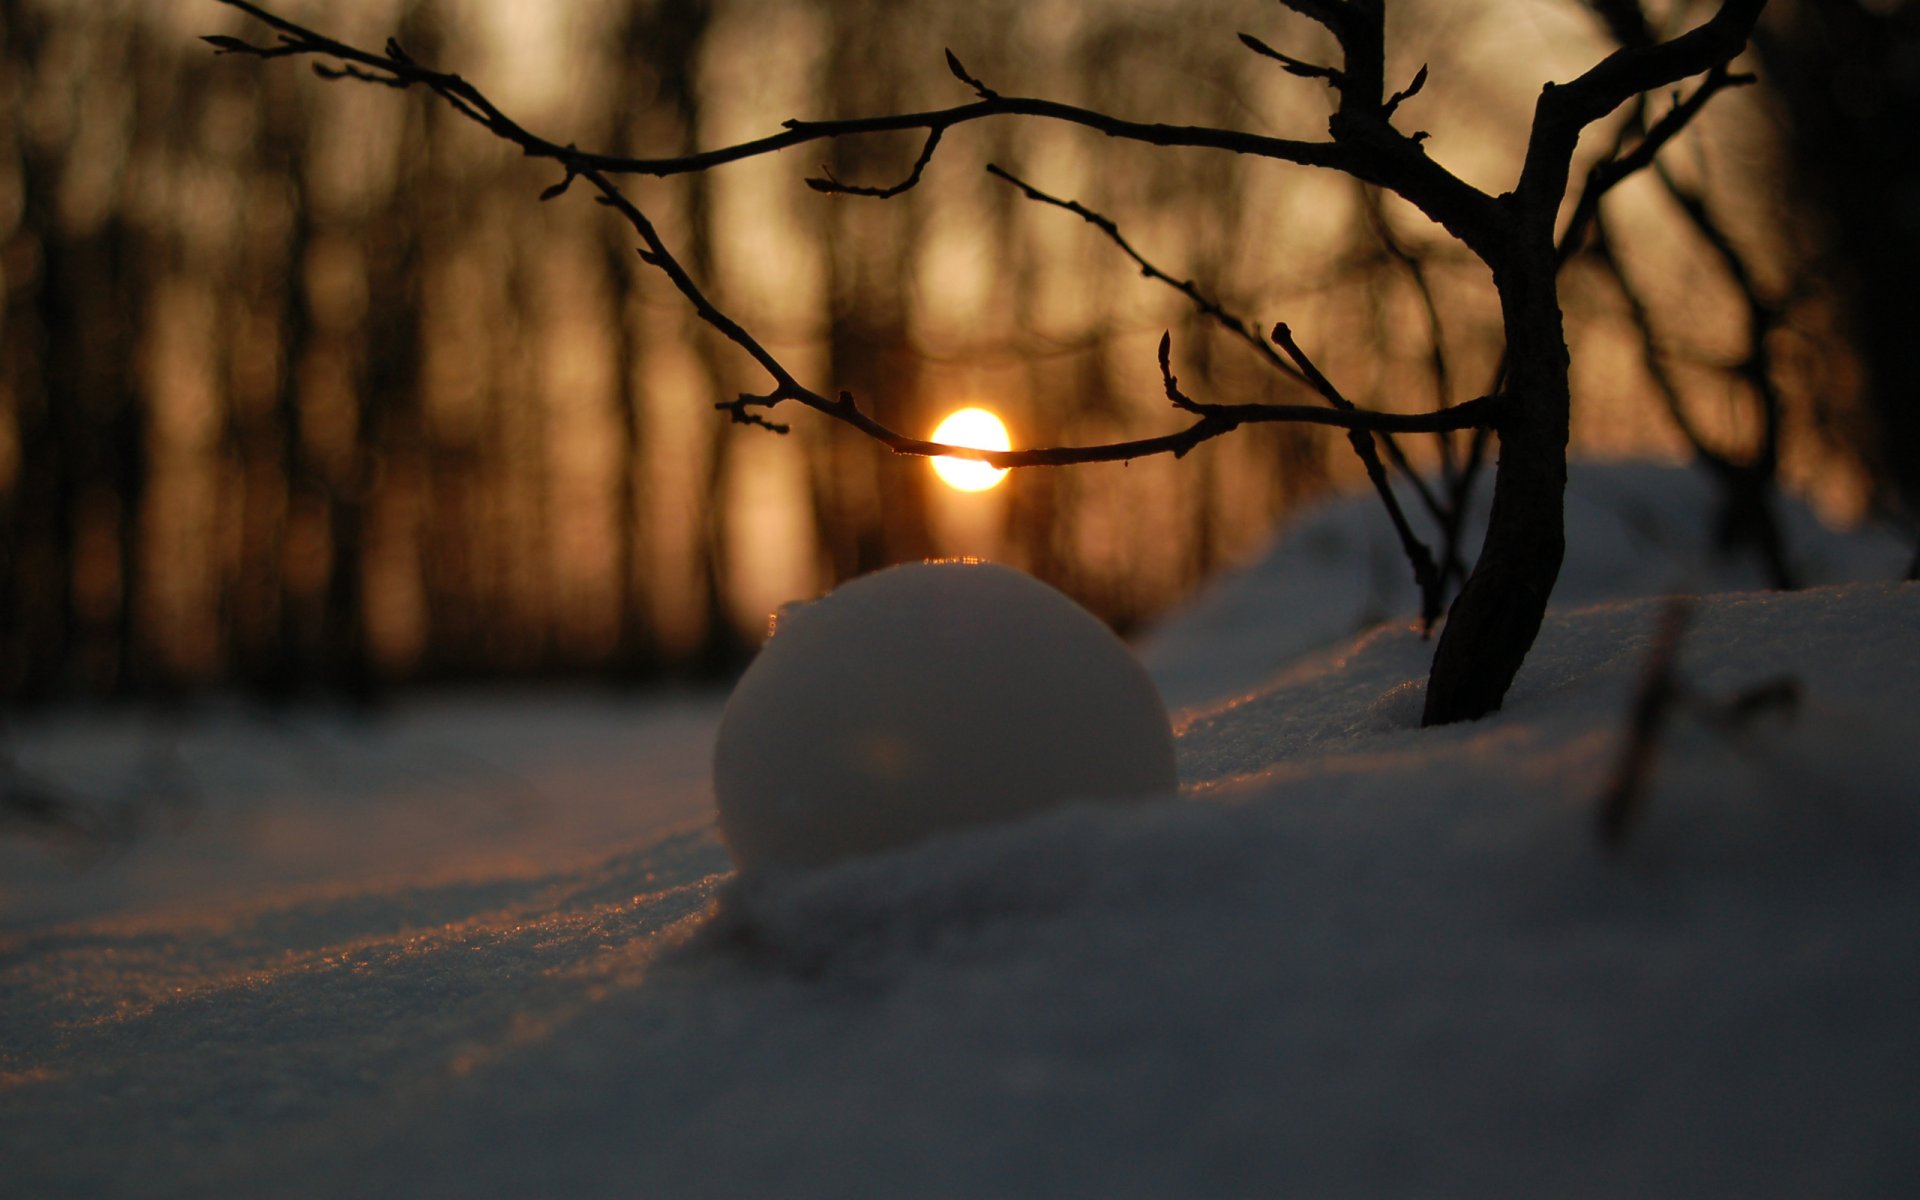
(3, 463, 1916, 1198)
(715, 561, 1176, 873)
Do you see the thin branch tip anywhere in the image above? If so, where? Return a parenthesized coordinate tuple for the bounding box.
(1385, 63, 1429, 118)
(1237, 31, 1340, 82)
(943, 48, 998, 99)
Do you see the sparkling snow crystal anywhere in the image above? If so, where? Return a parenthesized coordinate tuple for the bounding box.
(713, 560, 1179, 874)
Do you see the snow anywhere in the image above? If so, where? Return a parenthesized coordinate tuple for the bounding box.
(3, 463, 1916, 1198)
(1144, 461, 1913, 710)
(714, 561, 1177, 874)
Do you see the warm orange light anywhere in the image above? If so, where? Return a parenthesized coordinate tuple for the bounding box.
(930, 408, 1011, 492)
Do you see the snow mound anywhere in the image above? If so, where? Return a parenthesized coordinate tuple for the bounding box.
(110, 582, 1911, 1200)
(4, 466, 1916, 1199)
(713, 561, 1177, 874)
(1145, 461, 1912, 711)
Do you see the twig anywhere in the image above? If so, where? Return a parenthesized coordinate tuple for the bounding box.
(1237, 32, 1340, 84)
(1383, 64, 1429, 121)
(1272, 323, 1445, 628)
(1358, 186, 1455, 500)
(1518, 0, 1764, 220)
(1590, 211, 1715, 455)
(211, 0, 1503, 259)
(1476, 54, 1753, 432)
(1597, 596, 1803, 850)
(986, 164, 1306, 386)
(211, 1, 1503, 474)
(1556, 65, 1754, 268)
(943, 49, 999, 101)
(975, 158, 1454, 622)
(807, 128, 944, 199)
(1598, 596, 1692, 849)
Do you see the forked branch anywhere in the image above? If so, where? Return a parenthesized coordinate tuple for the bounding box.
(209, 0, 1503, 473)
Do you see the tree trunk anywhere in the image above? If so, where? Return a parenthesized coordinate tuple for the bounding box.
(1422, 236, 1570, 726)
(1755, 1, 1920, 523)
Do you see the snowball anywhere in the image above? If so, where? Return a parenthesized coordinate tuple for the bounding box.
(713, 560, 1179, 874)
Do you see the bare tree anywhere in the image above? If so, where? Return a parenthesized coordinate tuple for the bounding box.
(207, 0, 1767, 726)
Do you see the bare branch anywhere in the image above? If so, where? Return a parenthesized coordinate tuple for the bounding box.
(990, 164, 1449, 623)
(312, 60, 410, 90)
(1237, 32, 1340, 84)
(1157, 332, 1204, 415)
(1517, 0, 1765, 217)
(807, 129, 944, 198)
(986, 164, 1306, 385)
(213, 0, 1508, 478)
(212, 0, 1505, 256)
(1361, 190, 1453, 421)
(202, 33, 302, 59)
(1273, 323, 1446, 627)
(1556, 64, 1755, 267)
(596, 139, 1500, 469)
(716, 393, 793, 435)
(943, 49, 1000, 101)
(1383, 64, 1429, 120)
(1279, 0, 1386, 108)
(211, 0, 1348, 182)
(1359, 187, 1456, 507)
(1590, 211, 1718, 459)
(981, 153, 1460, 617)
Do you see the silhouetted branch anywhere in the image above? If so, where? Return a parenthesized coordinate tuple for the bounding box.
(807, 128, 944, 198)
(1590, 212, 1712, 451)
(1624, 163, 1793, 586)
(985, 164, 1307, 385)
(311, 60, 412, 90)
(1275, 321, 1445, 624)
(1474, 42, 1753, 423)
(212, 0, 1505, 258)
(1519, 0, 1764, 215)
(1357, 187, 1475, 594)
(1556, 64, 1755, 268)
(1383, 64, 1429, 121)
(1279, 0, 1387, 111)
(1570, 2, 1793, 587)
(1237, 32, 1340, 84)
(212, 0, 1502, 477)
(989, 164, 1450, 623)
(1359, 186, 1455, 489)
(212, 0, 1769, 730)
(212, 2, 1347, 187)
(943, 49, 1000, 101)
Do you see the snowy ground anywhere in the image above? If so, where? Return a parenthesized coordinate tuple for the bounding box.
(3, 463, 1916, 1198)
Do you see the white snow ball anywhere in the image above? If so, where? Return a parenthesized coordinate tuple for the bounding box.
(713, 560, 1179, 875)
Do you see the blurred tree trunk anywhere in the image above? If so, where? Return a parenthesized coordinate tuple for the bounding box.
(599, 3, 662, 680)
(1755, 0, 1920, 524)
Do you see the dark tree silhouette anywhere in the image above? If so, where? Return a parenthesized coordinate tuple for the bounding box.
(207, 0, 1768, 725)
(1752, 1, 1920, 547)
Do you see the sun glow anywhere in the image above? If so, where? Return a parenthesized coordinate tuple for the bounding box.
(930, 408, 1011, 492)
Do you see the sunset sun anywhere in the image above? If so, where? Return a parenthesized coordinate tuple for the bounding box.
(929, 407, 1011, 492)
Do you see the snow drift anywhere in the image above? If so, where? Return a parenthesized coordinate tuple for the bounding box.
(2, 464, 1915, 1199)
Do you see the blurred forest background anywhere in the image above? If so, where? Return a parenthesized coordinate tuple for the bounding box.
(1, 0, 1914, 704)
